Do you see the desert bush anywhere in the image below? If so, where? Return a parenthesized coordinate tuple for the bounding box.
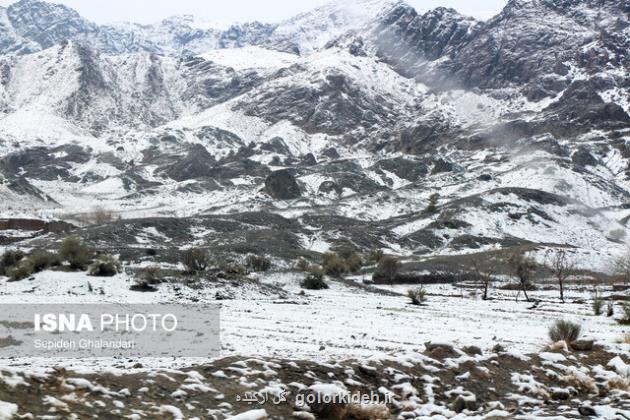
(618, 303, 630, 325)
(548, 319, 581, 343)
(606, 377, 629, 392)
(90, 207, 114, 225)
(607, 302, 614, 317)
(245, 255, 271, 273)
(218, 259, 246, 275)
(592, 290, 604, 315)
(295, 258, 310, 272)
(8, 260, 34, 282)
(88, 255, 121, 277)
(347, 403, 390, 420)
(424, 193, 439, 214)
(345, 252, 363, 273)
(614, 250, 630, 283)
(562, 373, 598, 394)
(28, 251, 61, 272)
(407, 287, 427, 305)
(367, 248, 384, 265)
(301, 266, 329, 290)
(0, 250, 25, 276)
(373, 256, 401, 284)
(322, 253, 348, 278)
(139, 266, 164, 285)
(59, 236, 92, 269)
(131, 266, 163, 292)
(182, 248, 209, 274)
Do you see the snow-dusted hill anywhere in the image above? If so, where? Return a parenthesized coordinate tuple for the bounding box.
(0, 0, 629, 274)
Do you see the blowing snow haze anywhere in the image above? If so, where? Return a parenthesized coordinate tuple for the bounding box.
(0, 0, 629, 418)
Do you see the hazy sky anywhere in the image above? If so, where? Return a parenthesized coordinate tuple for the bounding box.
(0, 0, 508, 24)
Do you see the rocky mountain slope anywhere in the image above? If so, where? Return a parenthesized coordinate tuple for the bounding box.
(0, 0, 629, 274)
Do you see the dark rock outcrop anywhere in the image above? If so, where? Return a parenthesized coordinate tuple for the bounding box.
(264, 170, 301, 199)
(164, 144, 216, 181)
(318, 180, 342, 196)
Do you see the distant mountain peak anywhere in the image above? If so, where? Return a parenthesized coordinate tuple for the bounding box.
(160, 14, 234, 31)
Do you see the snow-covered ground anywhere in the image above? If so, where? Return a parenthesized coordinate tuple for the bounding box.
(0, 270, 628, 371)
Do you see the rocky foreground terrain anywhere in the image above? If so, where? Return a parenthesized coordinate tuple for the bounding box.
(0, 345, 629, 419)
(0, 0, 629, 418)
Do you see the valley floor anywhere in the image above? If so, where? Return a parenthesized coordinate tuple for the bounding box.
(0, 271, 629, 418)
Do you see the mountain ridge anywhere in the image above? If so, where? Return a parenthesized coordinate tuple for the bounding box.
(0, 0, 628, 275)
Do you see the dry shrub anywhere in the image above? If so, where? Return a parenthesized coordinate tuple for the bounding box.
(592, 290, 604, 315)
(367, 248, 384, 265)
(373, 256, 401, 284)
(88, 255, 121, 277)
(139, 266, 164, 285)
(347, 403, 390, 420)
(245, 254, 271, 272)
(322, 253, 348, 278)
(90, 207, 114, 225)
(548, 319, 581, 343)
(618, 303, 630, 325)
(59, 236, 92, 270)
(345, 252, 363, 273)
(71, 207, 115, 226)
(8, 260, 34, 282)
(182, 248, 209, 274)
(621, 334, 630, 345)
(308, 399, 347, 420)
(295, 258, 310, 272)
(0, 250, 25, 276)
(301, 266, 328, 290)
(606, 377, 630, 392)
(407, 287, 427, 305)
(219, 259, 246, 275)
(562, 373, 598, 394)
(28, 250, 61, 272)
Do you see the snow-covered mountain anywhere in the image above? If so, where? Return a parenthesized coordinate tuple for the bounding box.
(0, 0, 629, 274)
(0, 0, 400, 56)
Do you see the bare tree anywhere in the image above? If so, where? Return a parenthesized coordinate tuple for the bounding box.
(547, 249, 575, 303)
(374, 256, 401, 285)
(508, 253, 536, 302)
(473, 262, 495, 301)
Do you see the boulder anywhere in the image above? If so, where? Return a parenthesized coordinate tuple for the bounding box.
(548, 340, 568, 352)
(260, 137, 290, 155)
(432, 158, 453, 174)
(424, 341, 456, 358)
(452, 395, 477, 413)
(265, 170, 301, 199)
(570, 339, 594, 352)
(578, 406, 597, 417)
(462, 345, 482, 356)
(164, 144, 216, 181)
(551, 388, 571, 400)
(301, 153, 317, 166)
(572, 147, 598, 167)
(322, 147, 340, 159)
(318, 180, 342, 196)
